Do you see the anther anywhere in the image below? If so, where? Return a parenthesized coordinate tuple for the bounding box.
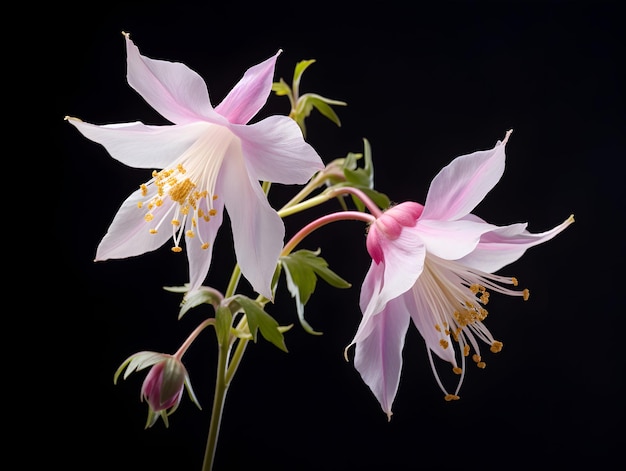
(171, 246, 183, 253)
(523, 289, 530, 301)
(453, 367, 462, 375)
(440, 339, 449, 349)
(512, 277, 518, 286)
(490, 341, 503, 353)
(444, 394, 460, 401)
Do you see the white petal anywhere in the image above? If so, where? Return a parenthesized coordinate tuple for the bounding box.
(124, 34, 221, 125)
(185, 198, 225, 293)
(422, 131, 510, 221)
(66, 118, 209, 169)
(457, 214, 575, 272)
(415, 219, 495, 260)
(234, 116, 324, 184)
(96, 188, 172, 260)
(354, 297, 410, 419)
(218, 147, 284, 300)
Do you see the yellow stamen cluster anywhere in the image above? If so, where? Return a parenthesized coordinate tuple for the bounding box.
(138, 164, 219, 252)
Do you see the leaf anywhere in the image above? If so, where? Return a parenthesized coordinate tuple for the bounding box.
(232, 295, 288, 352)
(327, 139, 391, 211)
(271, 78, 292, 96)
(293, 59, 316, 91)
(280, 249, 351, 335)
(171, 286, 224, 320)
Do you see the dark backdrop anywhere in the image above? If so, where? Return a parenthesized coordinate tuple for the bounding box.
(54, 1, 622, 469)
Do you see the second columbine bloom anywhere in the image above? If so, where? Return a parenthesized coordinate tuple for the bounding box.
(66, 33, 324, 299)
(348, 131, 574, 419)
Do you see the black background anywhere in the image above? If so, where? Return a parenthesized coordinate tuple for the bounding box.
(53, 1, 622, 469)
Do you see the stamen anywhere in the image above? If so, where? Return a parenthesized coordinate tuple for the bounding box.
(133, 125, 236, 253)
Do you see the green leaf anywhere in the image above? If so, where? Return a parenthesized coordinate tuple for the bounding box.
(232, 295, 288, 352)
(293, 59, 317, 91)
(280, 249, 351, 335)
(328, 138, 391, 212)
(271, 78, 292, 96)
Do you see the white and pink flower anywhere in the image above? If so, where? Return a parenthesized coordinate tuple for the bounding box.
(348, 130, 574, 419)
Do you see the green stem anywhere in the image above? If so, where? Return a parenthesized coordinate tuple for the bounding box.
(202, 338, 230, 471)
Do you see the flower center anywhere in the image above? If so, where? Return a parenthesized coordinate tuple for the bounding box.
(137, 125, 238, 252)
(416, 254, 529, 400)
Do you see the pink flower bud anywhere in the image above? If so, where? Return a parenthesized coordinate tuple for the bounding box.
(141, 357, 186, 412)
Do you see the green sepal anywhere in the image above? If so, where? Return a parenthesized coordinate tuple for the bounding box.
(293, 59, 316, 91)
(294, 93, 347, 137)
(271, 77, 292, 97)
(326, 139, 391, 211)
(280, 249, 351, 335)
(230, 295, 289, 352)
(215, 305, 233, 347)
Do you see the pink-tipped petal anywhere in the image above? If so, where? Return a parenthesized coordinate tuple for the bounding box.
(422, 131, 511, 221)
(215, 50, 281, 124)
(66, 118, 208, 169)
(124, 34, 221, 125)
(458, 214, 575, 272)
(354, 296, 411, 419)
(235, 116, 324, 184)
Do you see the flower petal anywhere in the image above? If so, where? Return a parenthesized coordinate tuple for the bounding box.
(218, 147, 284, 300)
(66, 118, 208, 169)
(354, 261, 385, 344)
(95, 188, 172, 261)
(124, 33, 221, 125)
(354, 296, 410, 420)
(457, 214, 575, 272)
(214, 50, 281, 125)
(362, 224, 426, 319)
(404, 283, 457, 365)
(234, 116, 324, 184)
(422, 130, 511, 221)
(415, 218, 495, 260)
(185, 197, 226, 294)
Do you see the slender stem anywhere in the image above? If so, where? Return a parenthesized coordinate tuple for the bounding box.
(282, 210, 375, 257)
(278, 186, 383, 219)
(225, 264, 242, 298)
(202, 338, 230, 471)
(173, 318, 216, 359)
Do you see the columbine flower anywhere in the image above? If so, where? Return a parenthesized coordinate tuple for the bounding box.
(114, 351, 201, 428)
(66, 33, 324, 299)
(347, 130, 574, 419)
